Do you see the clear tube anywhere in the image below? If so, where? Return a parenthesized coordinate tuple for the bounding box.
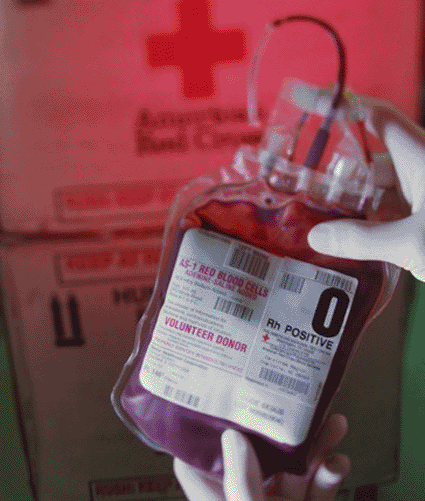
(247, 22, 274, 126)
(247, 16, 346, 169)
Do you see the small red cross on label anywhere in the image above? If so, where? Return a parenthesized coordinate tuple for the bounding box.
(263, 334, 269, 342)
(145, 0, 247, 99)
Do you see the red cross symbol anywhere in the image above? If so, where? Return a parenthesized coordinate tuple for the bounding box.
(145, 0, 247, 99)
(263, 334, 269, 342)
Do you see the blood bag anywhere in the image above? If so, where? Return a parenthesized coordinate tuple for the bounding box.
(112, 16, 401, 478)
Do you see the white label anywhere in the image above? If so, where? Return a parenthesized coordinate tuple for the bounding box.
(139, 229, 358, 446)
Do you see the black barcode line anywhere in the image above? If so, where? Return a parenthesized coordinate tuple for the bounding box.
(250, 408, 284, 425)
(259, 367, 309, 395)
(228, 247, 270, 280)
(280, 273, 305, 294)
(164, 385, 173, 397)
(314, 270, 354, 293)
(174, 389, 200, 408)
(213, 296, 254, 322)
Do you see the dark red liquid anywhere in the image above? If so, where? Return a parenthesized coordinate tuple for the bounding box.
(119, 197, 385, 479)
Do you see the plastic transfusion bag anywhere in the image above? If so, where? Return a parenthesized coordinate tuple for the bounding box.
(112, 16, 401, 479)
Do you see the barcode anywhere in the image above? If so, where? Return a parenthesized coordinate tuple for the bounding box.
(174, 389, 200, 408)
(250, 408, 284, 425)
(314, 270, 354, 293)
(280, 273, 305, 293)
(259, 367, 309, 395)
(213, 296, 254, 321)
(228, 246, 270, 280)
(164, 385, 173, 397)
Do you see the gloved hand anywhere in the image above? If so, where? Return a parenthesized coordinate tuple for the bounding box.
(174, 414, 350, 501)
(305, 89, 425, 282)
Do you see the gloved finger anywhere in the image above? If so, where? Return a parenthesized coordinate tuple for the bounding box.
(221, 429, 266, 501)
(371, 117, 425, 211)
(307, 215, 425, 282)
(264, 415, 348, 501)
(288, 81, 357, 122)
(288, 79, 397, 189)
(308, 454, 351, 501)
(307, 414, 348, 464)
(370, 152, 396, 188)
(174, 458, 226, 501)
(289, 81, 425, 209)
(343, 94, 425, 210)
(289, 81, 333, 116)
(289, 80, 425, 155)
(361, 95, 425, 153)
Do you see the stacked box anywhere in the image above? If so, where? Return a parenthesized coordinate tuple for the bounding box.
(0, 0, 420, 233)
(0, 236, 187, 500)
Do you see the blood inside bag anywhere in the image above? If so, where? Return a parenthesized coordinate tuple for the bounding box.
(120, 196, 384, 478)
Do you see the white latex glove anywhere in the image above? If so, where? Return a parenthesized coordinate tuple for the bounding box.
(301, 87, 425, 282)
(174, 414, 350, 501)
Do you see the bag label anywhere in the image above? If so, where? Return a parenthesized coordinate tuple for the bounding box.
(139, 229, 358, 445)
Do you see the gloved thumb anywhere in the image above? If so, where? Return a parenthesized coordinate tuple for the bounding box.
(308, 213, 425, 282)
(221, 430, 266, 501)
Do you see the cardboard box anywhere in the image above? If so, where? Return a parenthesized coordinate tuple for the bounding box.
(0, 0, 421, 232)
(0, 235, 186, 501)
